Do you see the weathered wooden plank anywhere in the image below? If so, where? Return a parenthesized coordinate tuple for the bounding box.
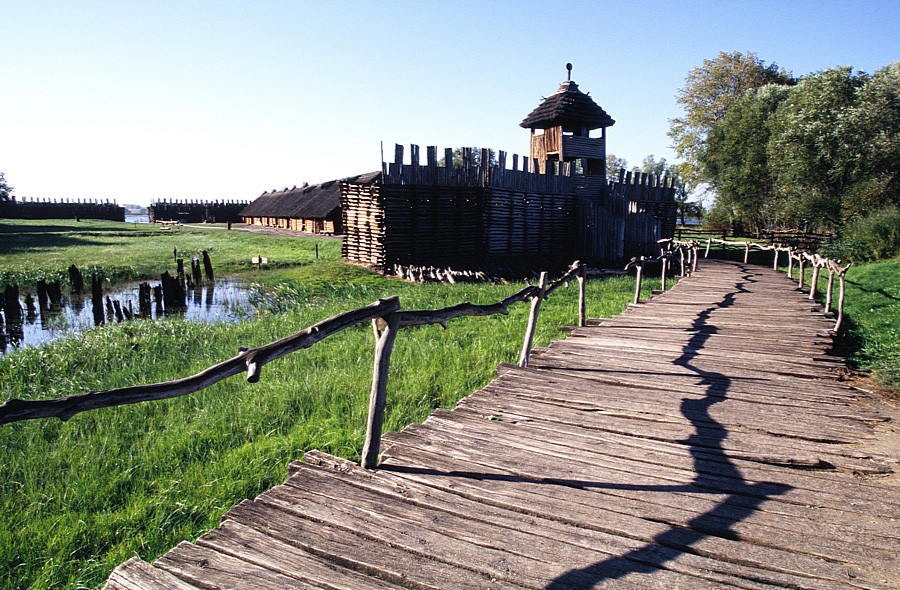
(104, 557, 202, 590)
(293, 457, 859, 590)
(196, 520, 403, 589)
(374, 444, 891, 588)
(154, 541, 320, 589)
(224, 499, 523, 590)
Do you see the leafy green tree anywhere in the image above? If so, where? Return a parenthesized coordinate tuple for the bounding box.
(703, 84, 793, 232)
(669, 51, 794, 186)
(0, 172, 13, 202)
(841, 62, 900, 217)
(606, 154, 628, 182)
(442, 147, 497, 167)
(768, 67, 877, 227)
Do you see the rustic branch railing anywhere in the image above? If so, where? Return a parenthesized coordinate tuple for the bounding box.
(3, 259, 655, 469)
(625, 239, 700, 305)
(702, 238, 851, 333)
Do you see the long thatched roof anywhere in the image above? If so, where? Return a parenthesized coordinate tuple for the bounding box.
(520, 80, 615, 131)
(241, 172, 380, 218)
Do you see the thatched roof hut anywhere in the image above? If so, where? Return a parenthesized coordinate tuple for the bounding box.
(241, 171, 379, 234)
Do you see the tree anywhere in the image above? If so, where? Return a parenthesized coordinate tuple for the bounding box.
(669, 51, 794, 186)
(442, 147, 497, 167)
(703, 84, 793, 232)
(606, 154, 628, 182)
(768, 67, 870, 227)
(0, 172, 13, 202)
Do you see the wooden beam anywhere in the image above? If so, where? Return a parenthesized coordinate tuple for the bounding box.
(361, 311, 400, 469)
(518, 272, 548, 368)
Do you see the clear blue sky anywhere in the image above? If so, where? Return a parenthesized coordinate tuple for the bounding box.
(1, 0, 897, 206)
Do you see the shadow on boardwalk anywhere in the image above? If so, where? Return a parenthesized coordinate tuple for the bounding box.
(541, 274, 792, 587)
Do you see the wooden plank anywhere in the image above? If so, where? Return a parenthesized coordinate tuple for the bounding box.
(104, 557, 202, 590)
(154, 541, 319, 589)
(224, 499, 523, 590)
(196, 520, 403, 589)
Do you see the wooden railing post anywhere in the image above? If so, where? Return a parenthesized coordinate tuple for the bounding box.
(808, 261, 820, 301)
(797, 256, 806, 291)
(825, 269, 835, 313)
(633, 258, 644, 305)
(691, 245, 699, 273)
(704, 238, 711, 258)
(519, 272, 548, 367)
(787, 249, 794, 279)
(834, 273, 846, 333)
(577, 264, 586, 327)
(678, 248, 686, 277)
(743, 242, 750, 264)
(361, 310, 400, 469)
(772, 247, 779, 270)
(660, 251, 668, 291)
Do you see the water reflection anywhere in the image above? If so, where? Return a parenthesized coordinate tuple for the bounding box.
(0, 279, 255, 356)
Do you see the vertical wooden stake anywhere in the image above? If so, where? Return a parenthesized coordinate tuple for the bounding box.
(361, 311, 400, 469)
(773, 248, 779, 270)
(692, 246, 699, 273)
(704, 238, 711, 258)
(743, 242, 750, 264)
(660, 254, 668, 291)
(808, 264, 820, 301)
(679, 248, 685, 277)
(633, 259, 644, 305)
(577, 264, 586, 328)
(797, 258, 805, 291)
(519, 272, 548, 367)
(834, 274, 846, 333)
(825, 270, 835, 313)
(787, 250, 794, 279)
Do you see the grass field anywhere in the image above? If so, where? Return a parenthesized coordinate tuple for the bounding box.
(0, 219, 341, 288)
(0, 221, 895, 589)
(0, 220, 656, 589)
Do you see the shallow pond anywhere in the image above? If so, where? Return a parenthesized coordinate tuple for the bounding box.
(0, 279, 257, 356)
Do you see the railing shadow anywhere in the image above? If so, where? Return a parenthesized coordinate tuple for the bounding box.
(542, 275, 792, 587)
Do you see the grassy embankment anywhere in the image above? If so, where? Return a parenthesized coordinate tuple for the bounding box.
(0, 220, 657, 589)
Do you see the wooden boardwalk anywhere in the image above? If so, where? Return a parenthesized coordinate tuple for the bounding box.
(105, 259, 899, 590)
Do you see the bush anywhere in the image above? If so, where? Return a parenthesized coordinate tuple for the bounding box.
(825, 206, 900, 262)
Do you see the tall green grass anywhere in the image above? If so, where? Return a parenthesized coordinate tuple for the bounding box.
(0, 240, 656, 589)
(0, 220, 340, 288)
(839, 258, 900, 389)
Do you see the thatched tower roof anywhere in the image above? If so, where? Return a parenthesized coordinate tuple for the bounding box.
(520, 80, 615, 131)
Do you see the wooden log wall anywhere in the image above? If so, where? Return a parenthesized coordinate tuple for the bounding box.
(148, 199, 250, 224)
(0, 198, 125, 221)
(342, 182, 576, 272)
(381, 144, 576, 194)
(344, 145, 676, 271)
(610, 169, 678, 258)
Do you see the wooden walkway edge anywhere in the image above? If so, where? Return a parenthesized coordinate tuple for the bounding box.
(105, 259, 899, 590)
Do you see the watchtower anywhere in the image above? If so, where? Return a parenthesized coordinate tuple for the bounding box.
(520, 64, 615, 184)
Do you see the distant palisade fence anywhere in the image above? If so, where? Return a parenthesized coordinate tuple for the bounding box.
(0, 197, 125, 222)
(0, 254, 699, 469)
(703, 238, 851, 332)
(148, 199, 251, 224)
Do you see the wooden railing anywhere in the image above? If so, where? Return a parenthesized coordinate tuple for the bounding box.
(2, 260, 671, 469)
(702, 238, 851, 333)
(626, 239, 702, 305)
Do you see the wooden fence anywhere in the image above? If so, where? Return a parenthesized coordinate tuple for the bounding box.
(343, 144, 677, 272)
(0, 260, 626, 468)
(149, 199, 251, 224)
(0, 198, 125, 222)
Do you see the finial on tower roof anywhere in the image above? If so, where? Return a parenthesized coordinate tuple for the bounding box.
(566, 63, 572, 81)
